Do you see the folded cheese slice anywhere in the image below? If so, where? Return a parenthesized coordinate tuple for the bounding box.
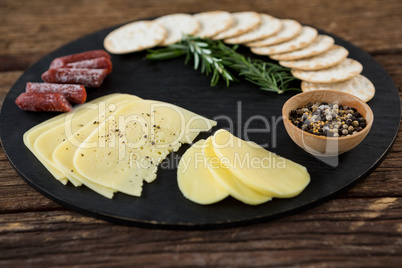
(23, 94, 115, 184)
(203, 137, 272, 205)
(211, 129, 310, 198)
(52, 96, 143, 198)
(177, 139, 230, 205)
(32, 94, 142, 187)
(24, 113, 68, 184)
(73, 99, 217, 197)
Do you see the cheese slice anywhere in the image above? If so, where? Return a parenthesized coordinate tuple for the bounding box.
(33, 94, 142, 187)
(211, 129, 310, 198)
(73, 100, 217, 197)
(23, 94, 115, 184)
(177, 139, 229, 205)
(203, 137, 272, 205)
(52, 96, 143, 198)
(24, 113, 68, 184)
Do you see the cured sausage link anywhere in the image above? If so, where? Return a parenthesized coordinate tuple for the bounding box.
(66, 57, 113, 74)
(26, 82, 87, 104)
(41, 68, 109, 88)
(49, 50, 111, 69)
(15, 93, 72, 112)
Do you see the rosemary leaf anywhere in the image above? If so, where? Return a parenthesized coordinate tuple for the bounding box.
(145, 48, 186, 60)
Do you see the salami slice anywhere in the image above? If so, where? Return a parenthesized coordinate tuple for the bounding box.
(15, 92, 72, 112)
(65, 57, 113, 74)
(41, 68, 109, 88)
(26, 82, 87, 104)
(49, 50, 111, 69)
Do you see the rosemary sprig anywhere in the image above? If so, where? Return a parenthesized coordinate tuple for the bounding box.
(146, 35, 300, 93)
(147, 37, 235, 87)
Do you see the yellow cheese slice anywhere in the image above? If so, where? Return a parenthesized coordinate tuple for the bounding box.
(23, 94, 115, 184)
(211, 129, 310, 198)
(52, 95, 143, 198)
(24, 113, 68, 184)
(73, 100, 217, 197)
(203, 136, 272, 205)
(177, 139, 229, 205)
(33, 94, 141, 187)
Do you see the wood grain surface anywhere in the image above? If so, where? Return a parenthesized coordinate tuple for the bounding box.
(0, 0, 401, 267)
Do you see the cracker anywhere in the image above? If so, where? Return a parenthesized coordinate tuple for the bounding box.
(250, 26, 318, 55)
(270, 35, 334, 61)
(301, 74, 375, 102)
(104, 20, 167, 54)
(224, 14, 282, 44)
(279, 45, 349, 71)
(193, 11, 234, 38)
(245, 19, 302, 47)
(292, 58, 363, 83)
(155, 13, 200, 46)
(212, 11, 261, 40)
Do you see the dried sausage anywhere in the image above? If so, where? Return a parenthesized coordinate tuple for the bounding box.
(26, 82, 86, 104)
(26, 82, 87, 104)
(65, 57, 112, 74)
(15, 92, 72, 112)
(49, 50, 111, 69)
(41, 68, 109, 88)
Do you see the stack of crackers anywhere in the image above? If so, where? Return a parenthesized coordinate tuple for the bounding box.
(103, 11, 375, 102)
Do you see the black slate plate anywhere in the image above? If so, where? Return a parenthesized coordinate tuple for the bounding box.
(0, 21, 400, 229)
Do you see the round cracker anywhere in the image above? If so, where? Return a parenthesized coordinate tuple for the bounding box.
(250, 26, 318, 55)
(193, 11, 234, 38)
(279, 45, 349, 71)
(155, 13, 200, 46)
(224, 14, 282, 44)
(212, 11, 261, 40)
(292, 58, 363, 83)
(245, 19, 302, 47)
(270, 35, 334, 61)
(301, 74, 375, 102)
(104, 20, 167, 54)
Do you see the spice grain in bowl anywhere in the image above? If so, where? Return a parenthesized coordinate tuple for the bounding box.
(282, 90, 373, 156)
(289, 102, 367, 138)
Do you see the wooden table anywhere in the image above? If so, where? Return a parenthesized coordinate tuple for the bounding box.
(1, 0, 401, 266)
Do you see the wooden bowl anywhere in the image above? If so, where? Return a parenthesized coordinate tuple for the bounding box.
(282, 90, 374, 156)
